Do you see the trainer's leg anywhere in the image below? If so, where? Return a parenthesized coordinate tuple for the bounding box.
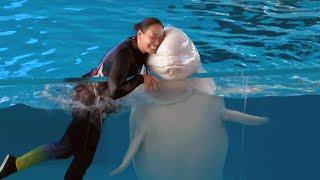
(64, 110, 102, 180)
(15, 133, 73, 171)
(0, 134, 72, 178)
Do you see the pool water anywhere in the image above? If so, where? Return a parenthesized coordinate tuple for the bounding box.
(1, 0, 319, 179)
(1, 95, 319, 180)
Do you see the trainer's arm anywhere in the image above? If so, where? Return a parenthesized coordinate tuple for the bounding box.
(107, 52, 144, 100)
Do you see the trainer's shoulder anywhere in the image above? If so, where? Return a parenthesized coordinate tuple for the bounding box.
(115, 40, 135, 59)
(117, 38, 134, 51)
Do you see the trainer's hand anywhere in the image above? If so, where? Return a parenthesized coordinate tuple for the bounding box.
(143, 74, 159, 93)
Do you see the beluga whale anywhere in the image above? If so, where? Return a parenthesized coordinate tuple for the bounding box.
(110, 26, 268, 180)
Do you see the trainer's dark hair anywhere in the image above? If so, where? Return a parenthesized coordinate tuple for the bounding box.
(134, 17, 164, 32)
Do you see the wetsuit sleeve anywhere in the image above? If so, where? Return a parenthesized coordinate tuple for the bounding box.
(107, 51, 144, 100)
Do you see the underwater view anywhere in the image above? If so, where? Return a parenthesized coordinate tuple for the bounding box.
(0, 0, 319, 179)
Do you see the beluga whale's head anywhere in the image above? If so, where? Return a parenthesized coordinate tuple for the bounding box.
(147, 26, 200, 80)
(145, 26, 216, 97)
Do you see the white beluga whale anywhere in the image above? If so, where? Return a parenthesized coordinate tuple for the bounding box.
(110, 27, 268, 180)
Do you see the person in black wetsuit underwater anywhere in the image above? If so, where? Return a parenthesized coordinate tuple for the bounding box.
(0, 17, 164, 180)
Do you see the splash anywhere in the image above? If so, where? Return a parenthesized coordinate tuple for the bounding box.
(40, 84, 120, 114)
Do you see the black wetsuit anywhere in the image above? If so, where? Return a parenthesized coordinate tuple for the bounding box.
(12, 37, 147, 180)
(84, 36, 147, 99)
(61, 36, 148, 179)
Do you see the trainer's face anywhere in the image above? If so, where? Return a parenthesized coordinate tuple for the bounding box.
(138, 24, 164, 54)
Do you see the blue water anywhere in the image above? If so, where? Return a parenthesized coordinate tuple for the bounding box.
(0, 0, 320, 179)
(1, 96, 319, 180)
(0, 0, 320, 106)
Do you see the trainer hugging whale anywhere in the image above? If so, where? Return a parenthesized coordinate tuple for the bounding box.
(110, 26, 268, 180)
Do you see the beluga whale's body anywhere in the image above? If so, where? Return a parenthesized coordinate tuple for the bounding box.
(110, 27, 268, 180)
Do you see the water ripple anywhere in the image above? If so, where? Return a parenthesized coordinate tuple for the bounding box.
(41, 49, 56, 56)
(0, 30, 16, 36)
(75, 58, 82, 64)
(0, 96, 9, 104)
(81, 51, 88, 56)
(26, 38, 38, 44)
(0, 47, 8, 52)
(13, 59, 53, 77)
(45, 67, 59, 73)
(3, 0, 28, 9)
(63, 7, 85, 12)
(4, 53, 34, 66)
(0, 13, 32, 21)
(0, 0, 319, 107)
(87, 46, 99, 51)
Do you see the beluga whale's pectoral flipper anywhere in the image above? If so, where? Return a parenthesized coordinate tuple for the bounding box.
(222, 109, 269, 125)
(109, 129, 146, 176)
(110, 105, 147, 176)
